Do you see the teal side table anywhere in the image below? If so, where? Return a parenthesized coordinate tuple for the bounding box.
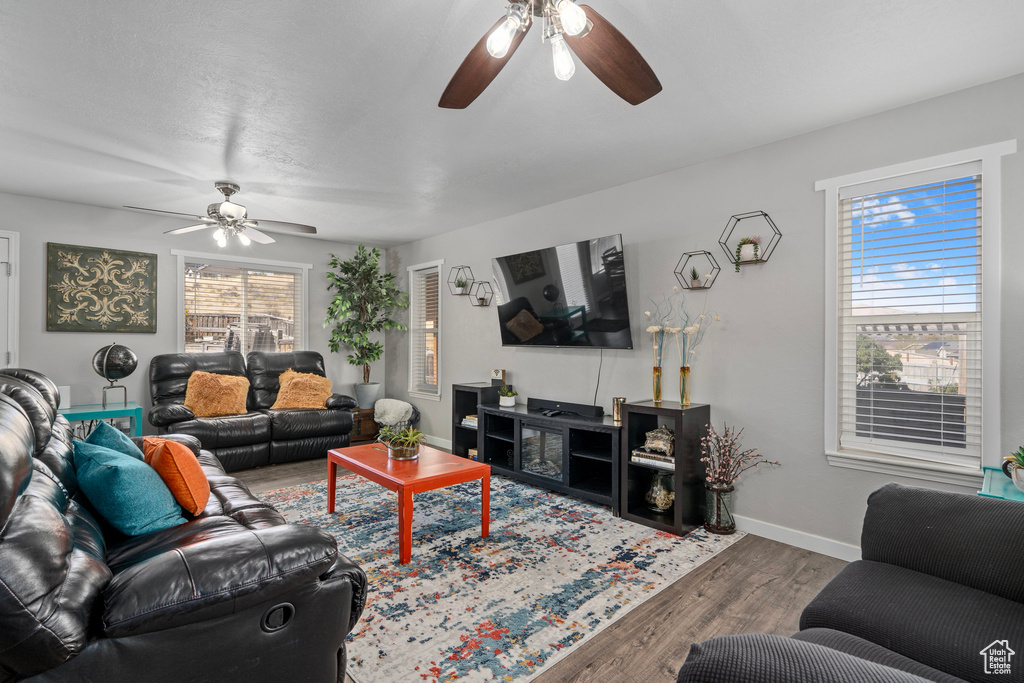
(59, 401, 143, 437)
(979, 466, 1024, 503)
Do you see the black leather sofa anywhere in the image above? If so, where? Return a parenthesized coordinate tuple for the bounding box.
(149, 350, 356, 472)
(0, 367, 366, 682)
(677, 483, 1024, 683)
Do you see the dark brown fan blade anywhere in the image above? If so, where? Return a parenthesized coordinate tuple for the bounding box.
(439, 16, 532, 109)
(123, 205, 209, 221)
(242, 219, 317, 235)
(564, 6, 662, 105)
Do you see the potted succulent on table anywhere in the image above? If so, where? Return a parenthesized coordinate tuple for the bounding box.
(1004, 446, 1024, 493)
(378, 426, 426, 461)
(498, 385, 517, 408)
(700, 422, 780, 533)
(735, 236, 761, 271)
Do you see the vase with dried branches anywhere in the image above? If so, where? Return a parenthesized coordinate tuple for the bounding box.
(700, 423, 779, 534)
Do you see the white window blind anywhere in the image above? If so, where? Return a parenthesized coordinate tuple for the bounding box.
(838, 164, 981, 467)
(183, 260, 303, 354)
(408, 262, 441, 397)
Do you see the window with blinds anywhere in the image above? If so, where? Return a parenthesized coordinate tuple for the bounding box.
(183, 260, 303, 354)
(838, 164, 981, 467)
(408, 261, 441, 397)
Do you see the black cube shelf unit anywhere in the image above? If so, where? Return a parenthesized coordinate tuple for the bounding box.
(451, 382, 500, 458)
(621, 401, 710, 536)
(473, 403, 622, 514)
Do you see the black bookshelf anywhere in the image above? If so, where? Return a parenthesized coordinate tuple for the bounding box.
(451, 382, 500, 458)
(477, 403, 621, 514)
(620, 401, 710, 536)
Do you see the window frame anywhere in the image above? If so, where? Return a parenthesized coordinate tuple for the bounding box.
(407, 259, 444, 402)
(172, 250, 311, 355)
(816, 141, 1015, 486)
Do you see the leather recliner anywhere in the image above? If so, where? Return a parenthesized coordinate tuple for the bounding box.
(148, 351, 356, 472)
(0, 368, 366, 682)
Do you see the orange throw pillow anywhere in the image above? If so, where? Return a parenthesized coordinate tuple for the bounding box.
(183, 371, 249, 417)
(271, 368, 333, 409)
(142, 437, 211, 516)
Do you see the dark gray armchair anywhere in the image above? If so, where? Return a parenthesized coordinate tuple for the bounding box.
(677, 483, 1024, 683)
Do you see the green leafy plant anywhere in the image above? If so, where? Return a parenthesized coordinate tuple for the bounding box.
(734, 236, 761, 272)
(379, 426, 426, 449)
(1006, 446, 1024, 469)
(498, 385, 517, 398)
(324, 245, 409, 385)
(455, 277, 468, 289)
(689, 266, 700, 283)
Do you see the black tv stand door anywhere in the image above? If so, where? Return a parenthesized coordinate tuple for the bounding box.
(477, 404, 621, 514)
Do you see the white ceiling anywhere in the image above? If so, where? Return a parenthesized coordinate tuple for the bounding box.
(1, 0, 1022, 245)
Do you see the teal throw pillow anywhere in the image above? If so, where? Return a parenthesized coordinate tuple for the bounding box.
(85, 419, 144, 461)
(73, 441, 187, 536)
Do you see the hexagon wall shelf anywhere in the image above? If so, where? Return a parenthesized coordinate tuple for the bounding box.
(719, 211, 782, 271)
(674, 250, 721, 290)
(447, 265, 475, 295)
(469, 281, 493, 307)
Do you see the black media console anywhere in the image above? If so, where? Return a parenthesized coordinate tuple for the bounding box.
(474, 399, 621, 514)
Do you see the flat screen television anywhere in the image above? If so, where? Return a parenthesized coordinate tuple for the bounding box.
(492, 234, 633, 349)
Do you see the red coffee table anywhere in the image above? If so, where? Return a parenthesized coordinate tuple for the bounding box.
(327, 443, 491, 564)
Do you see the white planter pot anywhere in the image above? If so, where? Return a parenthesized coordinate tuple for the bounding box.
(499, 396, 516, 408)
(1012, 464, 1024, 494)
(454, 286, 466, 295)
(353, 382, 380, 410)
(739, 244, 757, 262)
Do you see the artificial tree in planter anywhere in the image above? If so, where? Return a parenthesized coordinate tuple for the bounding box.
(325, 245, 409, 409)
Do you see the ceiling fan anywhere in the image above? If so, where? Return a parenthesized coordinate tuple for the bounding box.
(124, 182, 317, 247)
(439, 1, 662, 109)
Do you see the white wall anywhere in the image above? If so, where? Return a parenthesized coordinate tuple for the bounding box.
(385, 72, 1024, 552)
(0, 192, 379, 431)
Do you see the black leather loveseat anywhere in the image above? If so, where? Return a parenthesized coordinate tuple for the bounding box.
(149, 350, 355, 472)
(0, 367, 366, 682)
(677, 483, 1024, 683)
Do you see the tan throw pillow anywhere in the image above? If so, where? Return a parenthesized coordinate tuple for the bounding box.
(183, 371, 249, 417)
(506, 308, 544, 342)
(271, 368, 332, 409)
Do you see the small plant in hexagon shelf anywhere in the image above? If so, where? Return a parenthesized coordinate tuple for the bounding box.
(454, 277, 468, 293)
(735, 236, 761, 271)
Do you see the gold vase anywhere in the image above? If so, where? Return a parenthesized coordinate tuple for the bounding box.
(680, 365, 691, 406)
(652, 366, 662, 404)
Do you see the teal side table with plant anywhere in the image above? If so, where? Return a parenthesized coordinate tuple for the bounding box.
(324, 244, 409, 409)
(980, 446, 1024, 502)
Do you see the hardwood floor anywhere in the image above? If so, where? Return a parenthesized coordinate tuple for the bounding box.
(235, 460, 848, 683)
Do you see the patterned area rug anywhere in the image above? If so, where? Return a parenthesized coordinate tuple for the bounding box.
(262, 475, 744, 683)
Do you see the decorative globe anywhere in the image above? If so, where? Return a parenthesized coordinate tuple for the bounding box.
(92, 344, 138, 382)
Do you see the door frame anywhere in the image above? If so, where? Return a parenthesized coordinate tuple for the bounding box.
(0, 231, 20, 367)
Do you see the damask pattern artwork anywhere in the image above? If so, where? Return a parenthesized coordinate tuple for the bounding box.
(46, 242, 157, 333)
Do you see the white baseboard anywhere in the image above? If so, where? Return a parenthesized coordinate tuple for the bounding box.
(733, 514, 860, 562)
(426, 435, 452, 450)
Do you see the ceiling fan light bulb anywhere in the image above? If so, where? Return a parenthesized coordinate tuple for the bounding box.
(550, 34, 575, 81)
(219, 201, 245, 220)
(556, 1, 587, 36)
(216, 237, 227, 248)
(486, 16, 519, 58)
(237, 232, 251, 246)
(213, 227, 225, 241)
